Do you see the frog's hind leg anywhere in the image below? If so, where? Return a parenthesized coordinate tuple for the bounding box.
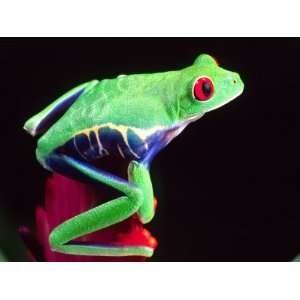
(47, 153, 153, 257)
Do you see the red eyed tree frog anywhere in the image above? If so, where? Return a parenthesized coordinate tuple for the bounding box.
(24, 54, 244, 257)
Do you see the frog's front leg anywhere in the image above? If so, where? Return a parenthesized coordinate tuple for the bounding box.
(47, 154, 154, 257)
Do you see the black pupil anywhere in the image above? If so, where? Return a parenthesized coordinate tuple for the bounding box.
(202, 82, 211, 97)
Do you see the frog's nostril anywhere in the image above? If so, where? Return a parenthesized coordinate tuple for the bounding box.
(233, 79, 237, 84)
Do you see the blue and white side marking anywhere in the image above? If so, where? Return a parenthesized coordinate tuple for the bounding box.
(58, 123, 168, 162)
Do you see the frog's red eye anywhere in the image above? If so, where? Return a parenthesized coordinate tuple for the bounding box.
(193, 77, 214, 101)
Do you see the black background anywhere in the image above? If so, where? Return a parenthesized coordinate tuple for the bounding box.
(1, 38, 300, 261)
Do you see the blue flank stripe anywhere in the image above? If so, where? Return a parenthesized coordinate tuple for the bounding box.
(57, 125, 174, 164)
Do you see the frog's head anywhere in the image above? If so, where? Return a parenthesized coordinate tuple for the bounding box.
(178, 54, 244, 121)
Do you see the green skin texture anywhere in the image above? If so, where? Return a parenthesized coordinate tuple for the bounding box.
(24, 54, 244, 257)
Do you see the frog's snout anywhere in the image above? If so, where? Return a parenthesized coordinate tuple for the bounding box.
(231, 72, 244, 94)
